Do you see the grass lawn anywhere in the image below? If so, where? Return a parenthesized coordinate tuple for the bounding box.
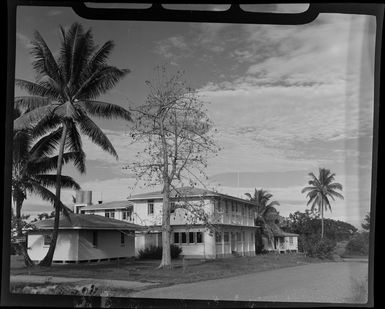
(11, 253, 326, 287)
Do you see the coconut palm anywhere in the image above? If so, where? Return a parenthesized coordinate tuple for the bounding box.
(14, 23, 132, 266)
(245, 188, 280, 247)
(301, 168, 344, 238)
(13, 109, 81, 266)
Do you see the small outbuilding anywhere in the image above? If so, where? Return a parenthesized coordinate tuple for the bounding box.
(262, 228, 299, 253)
(28, 213, 143, 263)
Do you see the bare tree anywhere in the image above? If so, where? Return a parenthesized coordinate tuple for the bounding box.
(127, 67, 219, 268)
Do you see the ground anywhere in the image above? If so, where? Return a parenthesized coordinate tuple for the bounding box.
(9, 253, 369, 303)
(130, 261, 368, 303)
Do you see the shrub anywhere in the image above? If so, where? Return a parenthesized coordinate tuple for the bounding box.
(302, 235, 336, 259)
(138, 245, 182, 260)
(345, 232, 369, 256)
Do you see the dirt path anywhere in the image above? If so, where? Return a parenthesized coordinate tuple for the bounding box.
(130, 262, 368, 303)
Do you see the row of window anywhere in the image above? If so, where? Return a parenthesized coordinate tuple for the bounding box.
(216, 201, 253, 218)
(104, 210, 133, 220)
(215, 231, 254, 243)
(173, 231, 203, 244)
(147, 201, 176, 215)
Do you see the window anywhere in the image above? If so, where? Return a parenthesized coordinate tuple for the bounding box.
(105, 211, 115, 218)
(174, 232, 179, 244)
(217, 201, 222, 213)
(231, 202, 235, 212)
(92, 231, 98, 247)
(237, 232, 241, 241)
(189, 232, 194, 244)
(224, 232, 229, 242)
(236, 203, 238, 213)
(196, 232, 203, 243)
(120, 232, 125, 245)
(225, 201, 229, 214)
(181, 232, 187, 243)
(170, 202, 175, 213)
(215, 232, 222, 243)
(243, 231, 245, 242)
(148, 200, 154, 215)
(43, 234, 52, 246)
(251, 233, 254, 242)
(122, 210, 132, 221)
(289, 237, 293, 244)
(241, 205, 244, 216)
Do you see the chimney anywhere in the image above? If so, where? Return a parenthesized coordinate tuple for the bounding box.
(73, 190, 92, 214)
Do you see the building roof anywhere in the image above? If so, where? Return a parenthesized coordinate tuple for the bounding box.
(81, 200, 133, 211)
(31, 213, 143, 231)
(128, 186, 256, 206)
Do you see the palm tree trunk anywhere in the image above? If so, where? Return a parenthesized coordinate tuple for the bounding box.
(39, 123, 68, 266)
(321, 200, 324, 239)
(15, 199, 34, 267)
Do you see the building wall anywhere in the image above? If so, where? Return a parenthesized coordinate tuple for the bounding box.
(83, 209, 135, 223)
(132, 198, 215, 227)
(283, 236, 298, 252)
(78, 230, 135, 260)
(132, 196, 255, 228)
(262, 236, 298, 252)
(28, 230, 79, 262)
(214, 227, 256, 258)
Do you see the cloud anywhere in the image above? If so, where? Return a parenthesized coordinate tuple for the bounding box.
(16, 32, 33, 49)
(46, 9, 63, 16)
(155, 35, 190, 61)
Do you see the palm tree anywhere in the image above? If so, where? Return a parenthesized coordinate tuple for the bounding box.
(245, 188, 280, 248)
(301, 168, 344, 238)
(14, 23, 132, 266)
(12, 109, 81, 266)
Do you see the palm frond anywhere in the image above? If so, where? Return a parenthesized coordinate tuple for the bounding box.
(30, 30, 63, 84)
(14, 96, 52, 114)
(68, 28, 96, 91)
(27, 151, 85, 175)
(75, 66, 130, 100)
(13, 105, 53, 131)
(65, 122, 86, 173)
(15, 79, 58, 99)
(29, 127, 63, 158)
(88, 40, 114, 71)
(25, 180, 72, 217)
(32, 174, 80, 190)
(77, 113, 118, 159)
(31, 113, 62, 138)
(78, 100, 131, 121)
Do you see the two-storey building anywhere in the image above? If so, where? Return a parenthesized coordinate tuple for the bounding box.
(128, 187, 258, 259)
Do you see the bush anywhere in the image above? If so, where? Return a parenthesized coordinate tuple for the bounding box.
(138, 245, 182, 260)
(302, 235, 336, 259)
(345, 232, 369, 256)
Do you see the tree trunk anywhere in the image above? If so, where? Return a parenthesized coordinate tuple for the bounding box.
(159, 182, 172, 269)
(15, 199, 34, 267)
(158, 116, 172, 269)
(39, 123, 68, 266)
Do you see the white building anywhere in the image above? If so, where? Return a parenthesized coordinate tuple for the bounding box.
(262, 230, 299, 253)
(127, 187, 258, 259)
(28, 213, 142, 263)
(79, 200, 135, 222)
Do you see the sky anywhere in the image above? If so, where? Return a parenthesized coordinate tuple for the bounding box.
(13, 5, 376, 227)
